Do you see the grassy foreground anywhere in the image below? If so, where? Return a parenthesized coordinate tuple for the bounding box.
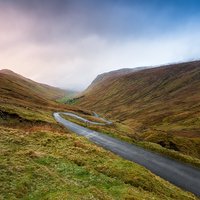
(0, 105, 198, 199)
(0, 124, 198, 200)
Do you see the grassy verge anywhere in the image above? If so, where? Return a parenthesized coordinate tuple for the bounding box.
(0, 124, 198, 200)
(61, 114, 200, 168)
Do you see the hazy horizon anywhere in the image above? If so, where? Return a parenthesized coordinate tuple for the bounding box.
(1, 0, 200, 90)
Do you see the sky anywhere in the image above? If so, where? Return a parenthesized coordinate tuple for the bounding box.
(1, 0, 200, 90)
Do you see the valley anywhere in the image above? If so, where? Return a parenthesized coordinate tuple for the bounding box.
(0, 63, 200, 200)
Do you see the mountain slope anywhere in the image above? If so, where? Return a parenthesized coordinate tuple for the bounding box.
(0, 69, 67, 103)
(85, 67, 147, 93)
(78, 61, 200, 158)
(0, 69, 86, 123)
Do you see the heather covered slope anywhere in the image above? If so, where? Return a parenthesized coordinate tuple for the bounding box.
(78, 61, 200, 158)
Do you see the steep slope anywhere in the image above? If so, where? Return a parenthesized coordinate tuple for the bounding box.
(0, 69, 67, 102)
(78, 61, 200, 158)
(85, 67, 147, 93)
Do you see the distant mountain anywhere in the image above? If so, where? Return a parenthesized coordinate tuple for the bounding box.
(78, 61, 200, 158)
(0, 69, 20, 76)
(86, 67, 147, 92)
(0, 69, 68, 107)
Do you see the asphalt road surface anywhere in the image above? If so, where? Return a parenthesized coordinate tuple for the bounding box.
(61, 112, 112, 125)
(53, 112, 200, 197)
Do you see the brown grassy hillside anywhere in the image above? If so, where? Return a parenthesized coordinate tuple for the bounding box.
(78, 61, 200, 158)
(0, 69, 68, 101)
(87, 67, 147, 92)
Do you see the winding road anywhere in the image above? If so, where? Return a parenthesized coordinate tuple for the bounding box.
(53, 112, 200, 197)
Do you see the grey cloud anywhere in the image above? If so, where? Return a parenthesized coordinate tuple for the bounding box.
(1, 0, 200, 90)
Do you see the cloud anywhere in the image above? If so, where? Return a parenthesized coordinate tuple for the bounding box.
(0, 0, 200, 90)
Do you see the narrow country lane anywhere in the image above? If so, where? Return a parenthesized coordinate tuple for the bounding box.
(53, 112, 200, 197)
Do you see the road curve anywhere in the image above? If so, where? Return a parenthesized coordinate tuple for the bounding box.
(61, 112, 112, 126)
(53, 112, 200, 197)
